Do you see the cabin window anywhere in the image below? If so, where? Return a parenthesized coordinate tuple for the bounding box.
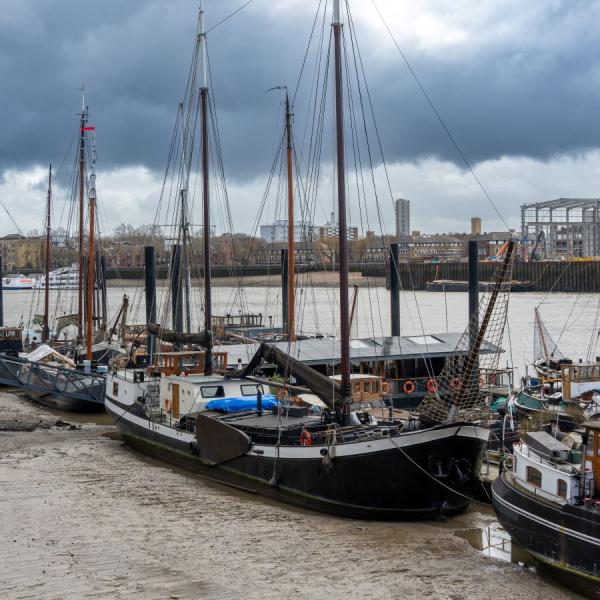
(557, 479, 567, 498)
(112, 381, 119, 397)
(240, 384, 264, 396)
(201, 385, 225, 398)
(526, 466, 542, 488)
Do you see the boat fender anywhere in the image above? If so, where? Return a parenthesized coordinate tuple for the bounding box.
(189, 441, 199, 456)
(381, 381, 390, 395)
(300, 429, 312, 446)
(402, 380, 415, 395)
(426, 379, 437, 394)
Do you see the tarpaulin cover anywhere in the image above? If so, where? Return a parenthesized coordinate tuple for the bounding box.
(205, 394, 278, 413)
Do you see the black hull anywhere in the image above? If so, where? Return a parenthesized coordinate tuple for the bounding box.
(26, 390, 104, 413)
(106, 399, 488, 520)
(492, 474, 600, 597)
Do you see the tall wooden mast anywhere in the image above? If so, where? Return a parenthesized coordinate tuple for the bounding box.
(42, 164, 52, 342)
(78, 92, 86, 341)
(199, 4, 212, 375)
(85, 136, 97, 360)
(332, 0, 351, 411)
(285, 92, 296, 341)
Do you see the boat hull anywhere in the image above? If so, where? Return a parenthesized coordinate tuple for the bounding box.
(492, 473, 600, 596)
(106, 398, 488, 520)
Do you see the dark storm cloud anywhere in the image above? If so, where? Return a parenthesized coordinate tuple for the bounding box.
(2, 0, 600, 182)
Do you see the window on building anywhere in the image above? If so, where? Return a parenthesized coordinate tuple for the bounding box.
(557, 479, 567, 498)
(526, 466, 542, 488)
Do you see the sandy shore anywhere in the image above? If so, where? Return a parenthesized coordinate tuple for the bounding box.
(0, 390, 579, 600)
(108, 271, 385, 288)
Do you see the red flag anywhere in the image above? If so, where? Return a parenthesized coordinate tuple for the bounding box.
(82, 126, 95, 131)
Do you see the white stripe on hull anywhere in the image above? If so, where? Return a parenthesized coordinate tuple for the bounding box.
(105, 398, 489, 460)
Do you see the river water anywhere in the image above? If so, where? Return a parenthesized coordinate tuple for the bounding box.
(0, 286, 593, 598)
(9, 285, 599, 376)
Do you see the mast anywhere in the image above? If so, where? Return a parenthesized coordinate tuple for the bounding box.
(199, 4, 212, 375)
(78, 91, 86, 342)
(285, 92, 296, 340)
(85, 135, 97, 360)
(42, 164, 52, 342)
(534, 306, 550, 365)
(332, 0, 351, 411)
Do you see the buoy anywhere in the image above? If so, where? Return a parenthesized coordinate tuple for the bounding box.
(451, 377, 461, 390)
(164, 398, 172, 412)
(402, 380, 415, 395)
(381, 381, 391, 395)
(300, 429, 312, 446)
(426, 378, 437, 394)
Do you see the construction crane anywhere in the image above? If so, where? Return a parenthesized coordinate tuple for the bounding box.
(0, 199, 23, 236)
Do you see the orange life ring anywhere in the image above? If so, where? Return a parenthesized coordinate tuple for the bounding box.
(426, 378, 437, 394)
(402, 380, 415, 395)
(300, 429, 312, 446)
(451, 377, 461, 390)
(381, 381, 391, 395)
(164, 398, 172, 412)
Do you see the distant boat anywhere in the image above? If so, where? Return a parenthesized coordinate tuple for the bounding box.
(425, 279, 537, 292)
(2, 275, 38, 290)
(36, 264, 79, 290)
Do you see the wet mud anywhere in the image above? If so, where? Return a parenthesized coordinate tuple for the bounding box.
(0, 391, 582, 599)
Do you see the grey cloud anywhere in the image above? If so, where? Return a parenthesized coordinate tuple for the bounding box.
(1, 0, 600, 185)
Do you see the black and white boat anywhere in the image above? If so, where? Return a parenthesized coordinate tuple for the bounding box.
(492, 425, 600, 597)
(105, 0, 518, 520)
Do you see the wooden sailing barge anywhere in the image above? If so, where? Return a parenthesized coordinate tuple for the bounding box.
(102, 1, 521, 520)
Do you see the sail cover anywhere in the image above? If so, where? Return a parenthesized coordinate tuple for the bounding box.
(226, 342, 343, 410)
(146, 323, 210, 347)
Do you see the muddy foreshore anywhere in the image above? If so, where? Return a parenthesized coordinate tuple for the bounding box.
(0, 390, 581, 600)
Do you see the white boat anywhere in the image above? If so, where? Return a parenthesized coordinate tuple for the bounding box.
(2, 275, 39, 290)
(35, 265, 79, 290)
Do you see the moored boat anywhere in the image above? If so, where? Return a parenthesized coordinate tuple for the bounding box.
(492, 424, 600, 597)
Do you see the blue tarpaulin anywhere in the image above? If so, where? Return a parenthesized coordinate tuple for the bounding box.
(205, 395, 278, 413)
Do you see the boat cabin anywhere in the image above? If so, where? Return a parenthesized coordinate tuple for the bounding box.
(583, 421, 600, 497)
(158, 374, 269, 418)
(561, 362, 600, 401)
(512, 430, 595, 504)
(150, 350, 228, 376)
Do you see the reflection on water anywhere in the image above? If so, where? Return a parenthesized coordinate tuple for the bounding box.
(455, 521, 534, 566)
(456, 521, 589, 599)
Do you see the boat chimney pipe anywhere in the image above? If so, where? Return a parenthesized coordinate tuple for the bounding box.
(144, 246, 157, 361)
(468, 240, 479, 383)
(257, 388, 263, 417)
(171, 244, 184, 344)
(281, 248, 289, 334)
(390, 243, 400, 337)
(0, 255, 4, 327)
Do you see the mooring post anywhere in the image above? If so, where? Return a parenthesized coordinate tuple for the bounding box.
(390, 243, 400, 336)
(281, 248, 289, 334)
(170, 244, 183, 342)
(144, 246, 157, 361)
(468, 240, 479, 386)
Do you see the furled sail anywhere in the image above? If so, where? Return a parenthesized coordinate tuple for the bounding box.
(146, 323, 210, 347)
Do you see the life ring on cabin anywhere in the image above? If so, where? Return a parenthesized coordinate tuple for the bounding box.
(300, 429, 312, 446)
(381, 381, 391, 395)
(164, 398, 172, 412)
(451, 377, 461, 390)
(402, 380, 415, 395)
(426, 379, 437, 394)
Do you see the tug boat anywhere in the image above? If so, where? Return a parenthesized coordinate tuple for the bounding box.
(492, 424, 600, 597)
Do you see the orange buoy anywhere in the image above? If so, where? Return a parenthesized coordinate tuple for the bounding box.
(426, 378, 437, 394)
(402, 380, 415, 395)
(381, 381, 391, 395)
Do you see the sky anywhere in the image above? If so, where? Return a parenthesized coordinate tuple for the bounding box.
(1, 0, 600, 237)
